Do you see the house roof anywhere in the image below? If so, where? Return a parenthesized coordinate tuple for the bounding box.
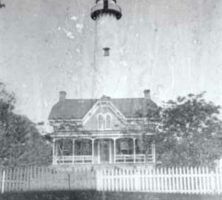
(48, 98, 157, 120)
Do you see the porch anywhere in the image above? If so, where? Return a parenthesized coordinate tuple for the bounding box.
(52, 136, 156, 165)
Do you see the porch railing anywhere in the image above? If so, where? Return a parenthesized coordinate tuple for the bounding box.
(54, 154, 153, 165)
(55, 155, 93, 164)
(115, 154, 153, 163)
(115, 154, 145, 163)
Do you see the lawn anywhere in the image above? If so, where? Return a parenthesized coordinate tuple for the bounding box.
(0, 191, 222, 200)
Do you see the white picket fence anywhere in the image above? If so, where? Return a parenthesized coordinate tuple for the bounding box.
(0, 166, 96, 193)
(96, 167, 222, 194)
(1, 166, 222, 194)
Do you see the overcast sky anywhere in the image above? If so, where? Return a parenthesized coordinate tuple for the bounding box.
(0, 0, 222, 123)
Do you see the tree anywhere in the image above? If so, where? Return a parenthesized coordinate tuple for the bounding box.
(0, 0, 5, 8)
(0, 82, 51, 166)
(154, 93, 222, 168)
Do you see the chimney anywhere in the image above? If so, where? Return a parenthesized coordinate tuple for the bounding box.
(59, 91, 67, 101)
(144, 89, 151, 100)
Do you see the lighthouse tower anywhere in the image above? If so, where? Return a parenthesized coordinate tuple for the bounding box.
(90, 0, 124, 97)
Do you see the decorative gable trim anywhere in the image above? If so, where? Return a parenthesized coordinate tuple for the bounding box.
(82, 99, 127, 125)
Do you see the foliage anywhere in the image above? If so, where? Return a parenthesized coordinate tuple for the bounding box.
(0, 83, 15, 123)
(0, 1, 5, 9)
(0, 82, 51, 166)
(154, 92, 222, 167)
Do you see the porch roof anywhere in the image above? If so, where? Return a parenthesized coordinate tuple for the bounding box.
(50, 130, 155, 138)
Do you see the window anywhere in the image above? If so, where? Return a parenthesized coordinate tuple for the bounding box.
(103, 47, 110, 56)
(106, 114, 111, 129)
(136, 139, 146, 154)
(98, 114, 105, 130)
(57, 139, 73, 156)
(75, 139, 92, 155)
(116, 138, 133, 154)
(97, 113, 112, 130)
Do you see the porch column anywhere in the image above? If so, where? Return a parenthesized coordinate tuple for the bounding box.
(98, 140, 100, 164)
(113, 138, 116, 163)
(152, 142, 156, 164)
(133, 138, 136, 163)
(92, 139, 95, 164)
(72, 139, 75, 164)
(109, 139, 112, 164)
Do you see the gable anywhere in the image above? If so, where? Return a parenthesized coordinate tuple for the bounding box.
(83, 105, 125, 130)
(83, 99, 126, 125)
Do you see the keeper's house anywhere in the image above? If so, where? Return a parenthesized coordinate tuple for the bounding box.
(48, 89, 158, 166)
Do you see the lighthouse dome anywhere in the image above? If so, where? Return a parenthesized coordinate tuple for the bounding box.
(91, 0, 122, 20)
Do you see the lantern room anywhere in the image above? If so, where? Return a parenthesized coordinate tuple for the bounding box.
(91, 0, 122, 20)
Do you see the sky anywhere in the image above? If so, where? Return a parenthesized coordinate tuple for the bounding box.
(0, 0, 222, 123)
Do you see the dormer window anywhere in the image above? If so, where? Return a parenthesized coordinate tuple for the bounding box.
(97, 113, 112, 130)
(98, 114, 105, 130)
(106, 114, 111, 129)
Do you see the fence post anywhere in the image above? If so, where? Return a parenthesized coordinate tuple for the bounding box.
(1, 170, 5, 194)
(211, 169, 216, 194)
(96, 169, 101, 191)
(135, 169, 141, 191)
(67, 173, 71, 190)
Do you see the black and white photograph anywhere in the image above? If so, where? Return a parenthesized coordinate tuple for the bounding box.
(0, 0, 222, 199)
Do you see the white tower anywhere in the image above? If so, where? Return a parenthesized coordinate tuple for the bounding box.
(91, 0, 124, 97)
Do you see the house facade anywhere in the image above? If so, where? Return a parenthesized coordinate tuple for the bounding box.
(49, 90, 158, 166)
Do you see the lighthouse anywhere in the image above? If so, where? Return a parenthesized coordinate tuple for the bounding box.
(90, 0, 124, 97)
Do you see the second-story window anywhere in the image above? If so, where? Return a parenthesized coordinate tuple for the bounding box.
(97, 113, 112, 130)
(98, 114, 105, 130)
(106, 114, 111, 129)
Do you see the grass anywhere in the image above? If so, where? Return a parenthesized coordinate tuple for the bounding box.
(0, 191, 222, 200)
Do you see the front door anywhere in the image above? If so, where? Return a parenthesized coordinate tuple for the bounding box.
(99, 140, 110, 163)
